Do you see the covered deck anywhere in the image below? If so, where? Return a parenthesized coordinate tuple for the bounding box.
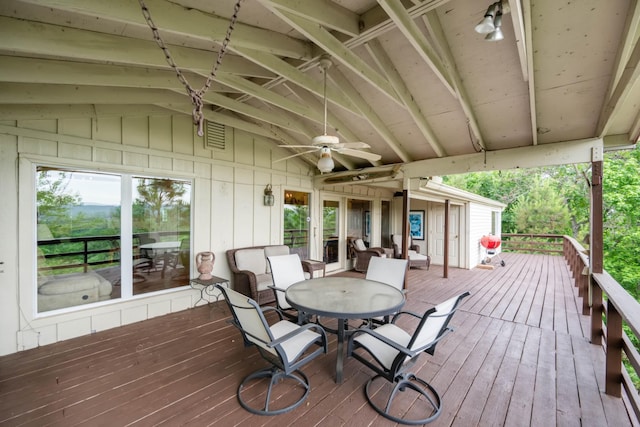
(0, 252, 636, 426)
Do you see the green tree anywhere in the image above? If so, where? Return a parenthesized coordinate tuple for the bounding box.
(511, 178, 572, 234)
(602, 148, 640, 298)
(36, 171, 80, 238)
(135, 178, 188, 232)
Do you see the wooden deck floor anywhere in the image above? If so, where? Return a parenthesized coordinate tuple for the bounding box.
(1, 253, 637, 426)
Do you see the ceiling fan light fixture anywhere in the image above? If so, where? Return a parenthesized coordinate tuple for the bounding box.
(317, 147, 334, 173)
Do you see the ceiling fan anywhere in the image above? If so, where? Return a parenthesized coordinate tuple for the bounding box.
(276, 56, 382, 173)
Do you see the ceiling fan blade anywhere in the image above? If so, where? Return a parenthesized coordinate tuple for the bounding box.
(336, 141, 371, 149)
(334, 148, 382, 162)
(273, 148, 320, 163)
(278, 145, 321, 149)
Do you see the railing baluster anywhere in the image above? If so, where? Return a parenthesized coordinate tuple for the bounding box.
(606, 299, 623, 397)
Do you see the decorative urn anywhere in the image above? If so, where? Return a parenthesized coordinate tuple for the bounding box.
(195, 251, 215, 280)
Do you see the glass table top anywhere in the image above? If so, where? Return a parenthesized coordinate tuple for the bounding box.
(285, 276, 405, 319)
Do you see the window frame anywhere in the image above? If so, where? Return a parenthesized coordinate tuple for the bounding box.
(32, 162, 194, 314)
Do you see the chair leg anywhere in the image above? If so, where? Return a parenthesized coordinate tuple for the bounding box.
(364, 373, 442, 425)
(238, 366, 310, 416)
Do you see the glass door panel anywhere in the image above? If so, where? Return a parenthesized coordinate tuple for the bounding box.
(283, 190, 310, 260)
(322, 199, 340, 268)
(381, 200, 391, 248)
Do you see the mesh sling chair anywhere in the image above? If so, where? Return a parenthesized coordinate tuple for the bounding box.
(347, 292, 470, 425)
(364, 256, 409, 326)
(267, 254, 308, 323)
(216, 284, 327, 415)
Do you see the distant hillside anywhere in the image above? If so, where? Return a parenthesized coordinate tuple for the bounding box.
(69, 204, 119, 217)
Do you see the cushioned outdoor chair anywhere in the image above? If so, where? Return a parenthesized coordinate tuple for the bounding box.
(348, 237, 386, 272)
(216, 284, 327, 415)
(365, 257, 409, 325)
(391, 234, 431, 269)
(267, 253, 308, 322)
(347, 292, 470, 425)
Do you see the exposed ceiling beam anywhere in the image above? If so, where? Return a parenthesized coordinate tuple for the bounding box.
(366, 40, 446, 157)
(0, 104, 171, 120)
(401, 137, 603, 177)
(522, 0, 538, 145)
(596, 0, 640, 137)
(260, 4, 404, 107)
(16, 0, 312, 60)
(159, 103, 275, 139)
(355, 0, 451, 47)
(328, 67, 412, 163)
(508, 0, 529, 82)
(259, 0, 360, 37)
(376, 0, 455, 97)
(216, 72, 324, 125)
(230, 47, 360, 116)
(0, 55, 309, 134)
(0, 55, 231, 93)
(0, 83, 186, 104)
(421, 11, 486, 151)
(0, 16, 273, 78)
(202, 92, 308, 136)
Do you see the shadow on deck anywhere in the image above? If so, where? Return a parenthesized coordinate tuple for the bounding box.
(0, 253, 636, 426)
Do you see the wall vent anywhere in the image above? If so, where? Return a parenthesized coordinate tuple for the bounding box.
(204, 121, 226, 150)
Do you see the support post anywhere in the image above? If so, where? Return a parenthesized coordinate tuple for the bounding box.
(590, 157, 604, 345)
(444, 199, 450, 278)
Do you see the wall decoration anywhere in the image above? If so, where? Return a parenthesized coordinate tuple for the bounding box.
(364, 211, 371, 237)
(409, 210, 425, 240)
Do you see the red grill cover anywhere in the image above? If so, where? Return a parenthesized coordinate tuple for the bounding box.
(480, 234, 501, 249)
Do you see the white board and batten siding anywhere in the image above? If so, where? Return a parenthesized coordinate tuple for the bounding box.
(0, 115, 313, 355)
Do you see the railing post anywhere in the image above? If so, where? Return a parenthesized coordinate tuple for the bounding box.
(580, 265, 590, 315)
(605, 299, 623, 397)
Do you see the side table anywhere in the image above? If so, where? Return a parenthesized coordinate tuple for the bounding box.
(302, 259, 326, 278)
(190, 275, 229, 307)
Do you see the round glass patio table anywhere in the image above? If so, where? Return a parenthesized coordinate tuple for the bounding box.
(286, 276, 405, 383)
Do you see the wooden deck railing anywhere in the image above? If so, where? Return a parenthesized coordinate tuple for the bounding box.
(501, 233, 564, 254)
(562, 235, 640, 419)
(38, 231, 189, 274)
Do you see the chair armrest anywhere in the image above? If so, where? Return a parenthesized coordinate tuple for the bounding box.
(268, 322, 328, 351)
(409, 244, 420, 253)
(260, 305, 284, 320)
(365, 247, 385, 256)
(349, 326, 417, 358)
(390, 310, 424, 323)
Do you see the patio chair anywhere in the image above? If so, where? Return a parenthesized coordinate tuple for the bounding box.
(391, 234, 431, 269)
(365, 256, 408, 326)
(216, 285, 327, 415)
(267, 253, 308, 322)
(348, 238, 386, 272)
(347, 292, 470, 425)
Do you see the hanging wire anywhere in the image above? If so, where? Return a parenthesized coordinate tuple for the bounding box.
(138, 0, 242, 136)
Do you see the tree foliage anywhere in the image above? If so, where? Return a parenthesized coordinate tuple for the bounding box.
(512, 178, 572, 235)
(37, 171, 80, 238)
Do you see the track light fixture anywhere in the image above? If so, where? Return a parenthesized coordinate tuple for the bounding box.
(475, 1, 508, 41)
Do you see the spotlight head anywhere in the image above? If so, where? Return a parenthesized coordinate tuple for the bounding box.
(475, 16, 495, 34)
(485, 12, 504, 41)
(485, 27, 504, 41)
(474, 3, 497, 34)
